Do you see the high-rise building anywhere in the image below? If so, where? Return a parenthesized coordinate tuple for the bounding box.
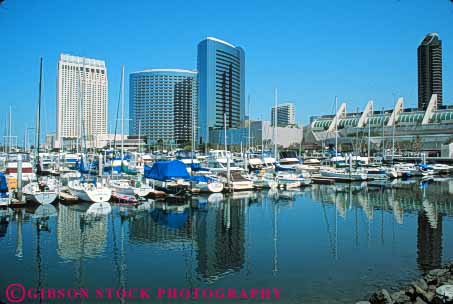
(197, 37, 245, 144)
(129, 69, 198, 144)
(271, 103, 296, 127)
(418, 33, 443, 110)
(57, 54, 108, 145)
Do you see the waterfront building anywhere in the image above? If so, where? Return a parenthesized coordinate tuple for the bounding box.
(209, 120, 303, 148)
(129, 69, 198, 145)
(56, 54, 108, 148)
(418, 33, 443, 110)
(197, 37, 245, 144)
(271, 103, 296, 127)
(305, 94, 453, 156)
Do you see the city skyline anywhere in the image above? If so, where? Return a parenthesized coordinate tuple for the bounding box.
(1, 0, 452, 143)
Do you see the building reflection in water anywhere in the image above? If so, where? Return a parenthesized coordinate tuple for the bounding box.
(306, 180, 451, 271)
(128, 194, 249, 282)
(193, 195, 246, 282)
(129, 201, 193, 247)
(57, 204, 109, 260)
(417, 211, 443, 272)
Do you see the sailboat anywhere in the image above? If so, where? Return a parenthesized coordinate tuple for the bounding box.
(67, 59, 111, 204)
(23, 58, 58, 205)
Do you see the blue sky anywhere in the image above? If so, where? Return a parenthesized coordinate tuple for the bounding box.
(1, 0, 452, 142)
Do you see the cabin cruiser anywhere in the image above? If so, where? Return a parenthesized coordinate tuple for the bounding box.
(218, 171, 254, 191)
(366, 167, 397, 180)
(428, 163, 452, 175)
(190, 175, 224, 193)
(320, 168, 367, 181)
(244, 171, 277, 189)
(108, 178, 153, 197)
(205, 150, 244, 174)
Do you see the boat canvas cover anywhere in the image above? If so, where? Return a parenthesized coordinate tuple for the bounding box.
(0, 173, 8, 198)
(144, 160, 190, 181)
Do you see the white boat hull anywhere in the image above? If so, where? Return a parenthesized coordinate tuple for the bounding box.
(24, 192, 58, 205)
(68, 182, 112, 203)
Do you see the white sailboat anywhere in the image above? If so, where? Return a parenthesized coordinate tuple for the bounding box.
(23, 58, 59, 205)
(108, 178, 153, 197)
(68, 180, 112, 203)
(23, 181, 58, 205)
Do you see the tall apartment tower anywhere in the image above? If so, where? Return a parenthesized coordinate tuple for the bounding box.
(197, 37, 245, 144)
(271, 103, 296, 127)
(129, 69, 198, 144)
(418, 33, 442, 110)
(57, 54, 108, 145)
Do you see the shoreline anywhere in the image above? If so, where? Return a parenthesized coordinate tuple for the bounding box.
(359, 263, 453, 304)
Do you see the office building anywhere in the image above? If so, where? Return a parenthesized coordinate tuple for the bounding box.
(56, 54, 108, 147)
(271, 103, 296, 127)
(197, 37, 245, 144)
(418, 33, 443, 110)
(129, 69, 198, 144)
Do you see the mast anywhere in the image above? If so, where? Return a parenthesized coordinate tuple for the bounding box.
(247, 95, 251, 153)
(335, 96, 338, 160)
(381, 107, 385, 161)
(367, 111, 371, 159)
(36, 57, 43, 173)
(273, 88, 278, 160)
(121, 65, 125, 160)
(8, 106, 12, 153)
(392, 102, 396, 164)
(138, 119, 141, 154)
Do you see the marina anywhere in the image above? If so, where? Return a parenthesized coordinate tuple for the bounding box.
(0, 176, 452, 303)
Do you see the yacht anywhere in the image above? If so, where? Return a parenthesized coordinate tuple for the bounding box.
(108, 178, 153, 197)
(320, 168, 367, 181)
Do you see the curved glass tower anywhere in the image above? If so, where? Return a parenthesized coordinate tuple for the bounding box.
(129, 69, 198, 144)
(197, 37, 245, 144)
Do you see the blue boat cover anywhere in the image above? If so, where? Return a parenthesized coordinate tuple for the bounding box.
(0, 173, 8, 198)
(417, 164, 433, 170)
(144, 160, 190, 181)
(190, 175, 213, 183)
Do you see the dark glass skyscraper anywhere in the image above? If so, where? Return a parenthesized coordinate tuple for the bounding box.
(418, 33, 442, 110)
(197, 37, 245, 144)
(129, 69, 197, 144)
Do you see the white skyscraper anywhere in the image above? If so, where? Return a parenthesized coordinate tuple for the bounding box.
(57, 54, 108, 147)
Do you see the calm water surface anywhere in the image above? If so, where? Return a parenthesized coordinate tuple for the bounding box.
(1, 178, 453, 303)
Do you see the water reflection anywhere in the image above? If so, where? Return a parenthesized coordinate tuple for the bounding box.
(57, 203, 109, 260)
(0, 179, 452, 304)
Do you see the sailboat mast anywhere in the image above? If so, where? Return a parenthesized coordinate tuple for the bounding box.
(381, 107, 385, 161)
(8, 106, 12, 153)
(36, 57, 43, 169)
(335, 96, 338, 159)
(368, 112, 371, 159)
(121, 65, 125, 160)
(273, 88, 278, 160)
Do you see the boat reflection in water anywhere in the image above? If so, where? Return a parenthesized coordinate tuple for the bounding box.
(0, 178, 453, 304)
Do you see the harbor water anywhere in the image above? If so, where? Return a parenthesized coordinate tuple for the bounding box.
(1, 178, 453, 303)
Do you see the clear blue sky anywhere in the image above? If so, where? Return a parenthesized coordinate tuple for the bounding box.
(1, 0, 452, 143)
